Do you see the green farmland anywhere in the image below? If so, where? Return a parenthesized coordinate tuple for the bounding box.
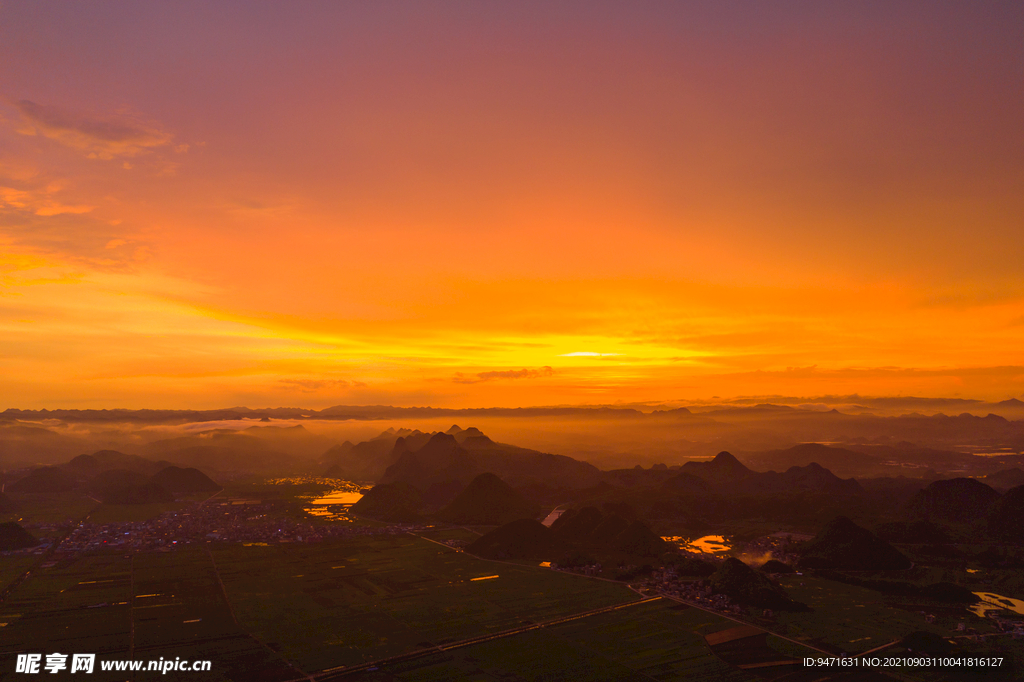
(6, 532, 958, 681)
(775, 574, 966, 654)
(0, 493, 97, 525)
(0, 549, 293, 681)
(211, 534, 638, 671)
(346, 599, 758, 682)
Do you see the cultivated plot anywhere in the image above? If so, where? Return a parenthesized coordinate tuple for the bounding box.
(347, 600, 759, 681)
(774, 575, 946, 653)
(212, 534, 638, 672)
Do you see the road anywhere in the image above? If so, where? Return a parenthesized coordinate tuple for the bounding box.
(309, 596, 662, 681)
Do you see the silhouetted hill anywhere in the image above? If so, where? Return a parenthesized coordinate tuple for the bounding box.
(143, 428, 325, 475)
(987, 484, 1024, 544)
(332, 426, 601, 492)
(906, 478, 1000, 523)
(420, 479, 465, 510)
(322, 430, 433, 480)
(983, 468, 1024, 491)
(919, 582, 978, 603)
(710, 558, 807, 611)
(800, 516, 911, 570)
(380, 433, 477, 491)
(89, 469, 149, 498)
(680, 452, 753, 485)
(744, 443, 881, 478)
(451, 426, 487, 443)
(660, 472, 709, 493)
(150, 466, 221, 493)
(603, 466, 678, 488)
(586, 513, 628, 542)
(350, 482, 424, 522)
(649, 407, 693, 419)
(0, 522, 38, 551)
(8, 467, 78, 493)
(391, 428, 601, 491)
(550, 506, 605, 542)
(319, 441, 353, 474)
(66, 454, 101, 475)
(874, 520, 952, 545)
(98, 481, 174, 505)
(549, 507, 665, 558)
(759, 560, 794, 574)
(68, 450, 170, 476)
(676, 452, 860, 496)
(465, 519, 559, 560)
(436, 473, 540, 525)
(569, 481, 621, 500)
(462, 440, 602, 489)
(767, 463, 863, 495)
(611, 520, 667, 557)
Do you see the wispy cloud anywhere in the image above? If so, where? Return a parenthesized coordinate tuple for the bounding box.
(278, 378, 367, 392)
(453, 366, 554, 384)
(0, 184, 94, 216)
(14, 100, 172, 159)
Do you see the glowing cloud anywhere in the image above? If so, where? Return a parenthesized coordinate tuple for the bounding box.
(14, 100, 172, 159)
(559, 352, 620, 357)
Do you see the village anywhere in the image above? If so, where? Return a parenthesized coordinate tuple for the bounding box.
(5, 498, 425, 558)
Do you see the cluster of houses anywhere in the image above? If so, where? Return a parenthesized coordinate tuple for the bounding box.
(634, 567, 744, 614)
(17, 500, 419, 555)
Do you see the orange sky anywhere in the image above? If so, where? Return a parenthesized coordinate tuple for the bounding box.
(2, 2, 1023, 409)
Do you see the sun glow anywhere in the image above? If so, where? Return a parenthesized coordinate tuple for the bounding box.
(1, 4, 1023, 408)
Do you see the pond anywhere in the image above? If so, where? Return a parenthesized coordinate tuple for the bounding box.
(308, 489, 364, 505)
(661, 534, 733, 554)
(969, 592, 1024, 618)
(271, 478, 366, 521)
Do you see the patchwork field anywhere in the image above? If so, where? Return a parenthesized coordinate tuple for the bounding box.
(0, 554, 133, 680)
(0, 549, 295, 682)
(774, 575, 966, 654)
(0, 556, 35, 594)
(0, 493, 97, 524)
(211, 534, 639, 671)
(343, 599, 759, 681)
(10, 531, 1006, 681)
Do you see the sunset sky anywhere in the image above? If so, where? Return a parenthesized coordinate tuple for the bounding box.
(2, 2, 1023, 409)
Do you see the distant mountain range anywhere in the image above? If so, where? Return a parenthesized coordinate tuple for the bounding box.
(6, 419, 1024, 550)
(5, 397, 1024, 423)
(6, 451, 221, 505)
(338, 425, 1024, 540)
(332, 426, 602, 494)
(5, 401, 1024, 476)
(677, 451, 863, 496)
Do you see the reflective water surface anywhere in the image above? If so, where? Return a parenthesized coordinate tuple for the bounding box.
(267, 478, 366, 521)
(970, 592, 1024, 617)
(661, 535, 733, 554)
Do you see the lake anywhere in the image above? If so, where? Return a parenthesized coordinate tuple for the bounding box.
(661, 534, 733, 554)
